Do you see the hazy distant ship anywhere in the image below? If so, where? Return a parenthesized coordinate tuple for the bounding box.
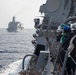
(7, 16, 24, 32)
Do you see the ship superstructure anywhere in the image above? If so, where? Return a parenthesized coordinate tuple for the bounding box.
(7, 16, 24, 32)
(18, 0, 76, 75)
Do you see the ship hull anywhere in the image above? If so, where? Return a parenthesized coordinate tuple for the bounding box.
(7, 28, 24, 32)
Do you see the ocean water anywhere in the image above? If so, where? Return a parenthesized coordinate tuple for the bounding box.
(0, 28, 35, 75)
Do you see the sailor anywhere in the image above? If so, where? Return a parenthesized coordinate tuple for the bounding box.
(56, 24, 65, 42)
(59, 24, 76, 75)
(67, 23, 76, 75)
(59, 25, 75, 75)
(60, 25, 72, 45)
(59, 25, 71, 62)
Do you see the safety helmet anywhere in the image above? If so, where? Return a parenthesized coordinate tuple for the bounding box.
(60, 24, 65, 29)
(56, 26, 62, 32)
(63, 25, 71, 33)
(56, 24, 65, 32)
(71, 23, 76, 30)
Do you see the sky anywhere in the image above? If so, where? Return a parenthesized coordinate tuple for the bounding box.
(0, 0, 46, 29)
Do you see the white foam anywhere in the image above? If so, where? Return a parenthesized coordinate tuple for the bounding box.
(0, 57, 31, 75)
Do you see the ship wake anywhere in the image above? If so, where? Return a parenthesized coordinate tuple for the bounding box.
(0, 57, 31, 75)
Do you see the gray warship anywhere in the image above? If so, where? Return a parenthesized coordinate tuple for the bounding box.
(3, 0, 76, 75)
(18, 0, 76, 75)
(7, 16, 24, 32)
(19, 0, 76, 75)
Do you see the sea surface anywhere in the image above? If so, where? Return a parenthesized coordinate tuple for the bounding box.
(0, 28, 35, 75)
